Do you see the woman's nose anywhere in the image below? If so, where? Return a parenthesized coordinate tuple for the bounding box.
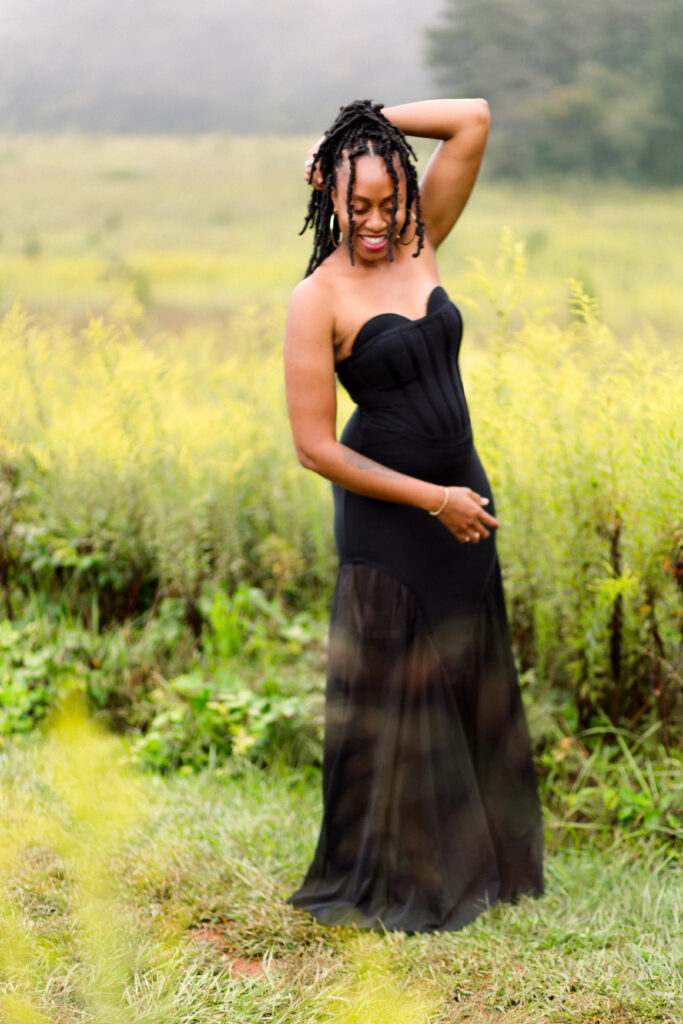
(365, 207, 385, 230)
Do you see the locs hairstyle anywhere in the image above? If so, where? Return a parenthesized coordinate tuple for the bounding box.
(300, 99, 425, 278)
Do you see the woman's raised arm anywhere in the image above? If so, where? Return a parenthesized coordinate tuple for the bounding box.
(382, 99, 490, 249)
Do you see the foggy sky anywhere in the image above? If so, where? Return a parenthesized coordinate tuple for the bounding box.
(0, 0, 444, 133)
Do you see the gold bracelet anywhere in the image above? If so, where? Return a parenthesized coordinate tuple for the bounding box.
(428, 486, 449, 516)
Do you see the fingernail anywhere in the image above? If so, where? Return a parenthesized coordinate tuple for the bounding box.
(481, 498, 489, 505)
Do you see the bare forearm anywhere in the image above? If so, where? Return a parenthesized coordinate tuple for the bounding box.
(299, 438, 444, 513)
(381, 98, 489, 141)
(298, 437, 499, 542)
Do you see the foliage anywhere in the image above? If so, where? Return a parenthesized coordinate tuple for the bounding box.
(129, 584, 325, 773)
(537, 719, 683, 846)
(0, 134, 680, 781)
(427, 0, 683, 183)
(0, 619, 62, 734)
(463, 231, 682, 735)
(1, 589, 680, 853)
(0, 300, 333, 623)
(0, 226, 681, 755)
(0, 587, 326, 773)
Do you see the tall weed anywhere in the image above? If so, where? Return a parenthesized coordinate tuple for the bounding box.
(0, 233, 680, 740)
(463, 233, 682, 733)
(0, 300, 332, 624)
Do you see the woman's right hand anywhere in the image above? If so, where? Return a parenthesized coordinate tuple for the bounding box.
(436, 486, 499, 543)
(304, 137, 325, 190)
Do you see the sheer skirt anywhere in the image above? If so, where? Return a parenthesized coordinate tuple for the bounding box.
(288, 561, 544, 932)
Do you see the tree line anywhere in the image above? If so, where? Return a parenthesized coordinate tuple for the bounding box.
(427, 0, 683, 182)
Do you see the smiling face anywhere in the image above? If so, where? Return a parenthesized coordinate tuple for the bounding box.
(331, 149, 408, 265)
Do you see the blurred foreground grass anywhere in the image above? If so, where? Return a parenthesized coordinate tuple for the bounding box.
(1, 710, 681, 1024)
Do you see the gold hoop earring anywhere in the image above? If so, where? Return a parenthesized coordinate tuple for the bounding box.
(397, 209, 417, 246)
(329, 213, 342, 249)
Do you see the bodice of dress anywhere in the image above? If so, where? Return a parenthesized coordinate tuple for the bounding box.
(335, 286, 471, 441)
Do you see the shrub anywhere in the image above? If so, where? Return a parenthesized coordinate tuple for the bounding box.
(0, 235, 680, 745)
(463, 232, 682, 736)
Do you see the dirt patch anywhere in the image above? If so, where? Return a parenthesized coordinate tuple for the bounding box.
(228, 957, 265, 978)
(190, 926, 266, 978)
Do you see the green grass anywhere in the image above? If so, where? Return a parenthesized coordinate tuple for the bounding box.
(1, 729, 681, 1024)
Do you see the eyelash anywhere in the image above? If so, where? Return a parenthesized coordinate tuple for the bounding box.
(351, 204, 394, 215)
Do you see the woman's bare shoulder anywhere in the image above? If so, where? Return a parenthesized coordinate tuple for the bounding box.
(286, 267, 337, 347)
(290, 262, 337, 309)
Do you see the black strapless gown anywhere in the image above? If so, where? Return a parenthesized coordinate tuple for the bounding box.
(288, 287, 543, 932)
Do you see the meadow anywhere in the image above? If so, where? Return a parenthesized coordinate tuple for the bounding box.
(1, 135, 682, 338)
(0, 135, 682, 1022)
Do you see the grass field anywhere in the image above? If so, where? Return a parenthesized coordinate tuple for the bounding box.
(2, 721, 682, 1024)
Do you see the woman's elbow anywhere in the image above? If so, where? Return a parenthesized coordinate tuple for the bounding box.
(294, 440, 328, 474)
(472, 98, 490, 129)
(296, 447, 318, 472)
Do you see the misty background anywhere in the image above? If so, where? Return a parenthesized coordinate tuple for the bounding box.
(0, 0, 442, 133)
(1, 0, 681, 181)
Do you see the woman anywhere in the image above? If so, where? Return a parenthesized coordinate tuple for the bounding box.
(284, 99, 543, 932)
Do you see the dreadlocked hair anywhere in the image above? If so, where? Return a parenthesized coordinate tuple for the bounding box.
(300, 99, 425, 278)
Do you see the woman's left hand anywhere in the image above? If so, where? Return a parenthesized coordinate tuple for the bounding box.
(437, 486, 499, 543)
